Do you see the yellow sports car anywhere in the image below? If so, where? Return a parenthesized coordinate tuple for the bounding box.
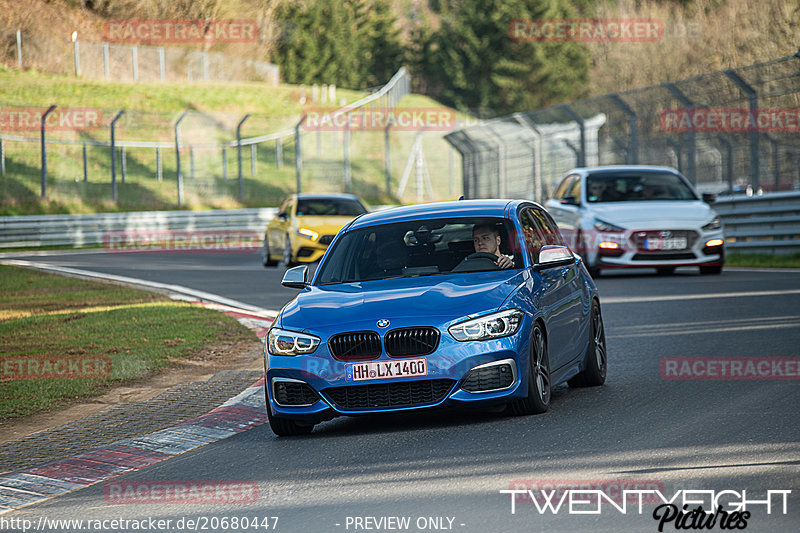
(262, 193, 368, 267)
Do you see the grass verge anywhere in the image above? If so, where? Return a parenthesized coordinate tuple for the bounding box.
(0, 264, 257, 420)
(726, 252, 800, 269)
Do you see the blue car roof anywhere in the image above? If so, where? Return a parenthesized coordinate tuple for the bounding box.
(348, 199, 522, 230)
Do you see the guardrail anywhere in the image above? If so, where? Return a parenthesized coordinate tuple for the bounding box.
(0, 208, 277, 249)
(714, 191, 800, 254)
(1, 194, 796, 253)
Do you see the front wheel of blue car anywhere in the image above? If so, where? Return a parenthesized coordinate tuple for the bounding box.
(509, 323, 550, 415)
(568, 301, 607, 388)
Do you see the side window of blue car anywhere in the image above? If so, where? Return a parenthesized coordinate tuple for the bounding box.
(519, 209, 546, 264)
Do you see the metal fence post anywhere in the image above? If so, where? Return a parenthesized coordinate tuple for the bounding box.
(250, 144, 256, 177)
(0, 139, 5, 177)
(513, 113, 544, 201)
(448, 146, 454, 197)
(189, 146, 195, 180)
(82, 144, 88, 182)
(222, 146, 227, 179)
(159, 48, 165, 81)
(609, 94, 638, 164)
(132, 46, 139, 82)
(73, 39, 80, 76)
(16, 29, 22, 69)
(156, 147, 162, 181)
(110, 110, 125, 203)
(724, 69, 760, 192)
(485, 125, 507, 197)
(765, 135, 780, 191)
(663, 83, 697, 184)
(202, 50, 209, 81)
(40, 105, 56, 198)
(276, 139, 283, 169)
(175, 110, 189, 207)
(236, 114, 250, 200)
(295, 116, 307, 193)
(344, 113, 351, 193)
(558, 104, 585, 167)
(121, 147, 126, 183)
(384, 123, 391, 196)
(715, 135, 733, 193)
(666, 137, 682, 172)
(103, 43, 109, 79)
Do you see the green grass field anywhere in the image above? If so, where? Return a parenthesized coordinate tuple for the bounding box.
(0, 68, 464, 215)
(0, 264, 257, 419)
(726, 252, 800, 269)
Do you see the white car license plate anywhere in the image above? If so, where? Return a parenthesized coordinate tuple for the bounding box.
(645, 237, 687, 251)
(345, 358, 428, 382)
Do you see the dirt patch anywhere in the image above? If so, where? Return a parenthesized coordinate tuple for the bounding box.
(0, 338, 265, 444)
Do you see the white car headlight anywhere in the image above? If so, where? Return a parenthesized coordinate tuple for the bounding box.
(593, 219, 625, 232)
(702, 216, 721, 231)
(449, 309, 524, 341)
(267, 328, 320, 356)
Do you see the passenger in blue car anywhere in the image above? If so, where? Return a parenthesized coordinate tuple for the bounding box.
(472, 224, 514, 269)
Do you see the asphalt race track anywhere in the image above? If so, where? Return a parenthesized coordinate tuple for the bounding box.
(4, 251, 800, 533)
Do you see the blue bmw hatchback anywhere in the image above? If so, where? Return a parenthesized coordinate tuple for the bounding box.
(264, 199, 607, 436)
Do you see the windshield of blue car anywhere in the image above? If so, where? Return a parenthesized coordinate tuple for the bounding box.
(585, 173, 698, 203)
(315, 217, 521, 285)
(295, 198, 367, 216)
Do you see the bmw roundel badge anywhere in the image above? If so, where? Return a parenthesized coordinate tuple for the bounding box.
(377, 319, 390, 328)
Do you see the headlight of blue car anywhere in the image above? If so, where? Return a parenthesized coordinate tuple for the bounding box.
(267, 327, 320, 355)
(449, 309, 524, 341)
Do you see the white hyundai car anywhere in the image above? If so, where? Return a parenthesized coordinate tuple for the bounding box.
(545, 165, 724, 277)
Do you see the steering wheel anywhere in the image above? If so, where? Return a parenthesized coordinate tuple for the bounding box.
(465, 252, 499, 262)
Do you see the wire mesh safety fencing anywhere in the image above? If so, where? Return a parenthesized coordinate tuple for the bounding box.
(0, 67, 465, 210)
(446, 52, 800, 202)
(7, 28, 279, 85)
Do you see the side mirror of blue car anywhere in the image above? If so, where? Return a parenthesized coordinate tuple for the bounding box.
(281, 265, 309, 289)
(535, 245, 574, 271)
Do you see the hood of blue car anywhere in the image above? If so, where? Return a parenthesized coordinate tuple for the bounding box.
(280, 271, 525, 331)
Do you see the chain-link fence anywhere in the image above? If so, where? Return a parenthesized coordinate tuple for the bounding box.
(446, 52, 800, 201)
(8, 30, 279, 85)
(0, 68, 463, 211)
(74, 41, 280, 84)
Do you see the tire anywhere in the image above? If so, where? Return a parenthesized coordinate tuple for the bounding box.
(568, 301, 607, 388)
(509, 322, 550, 415)
(262, 238, 278, 267)
(268, 414, 314, 437)
(656, 266, 675, 275)
(699, 264, 723, 275)
(282, 234, 295, 267)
